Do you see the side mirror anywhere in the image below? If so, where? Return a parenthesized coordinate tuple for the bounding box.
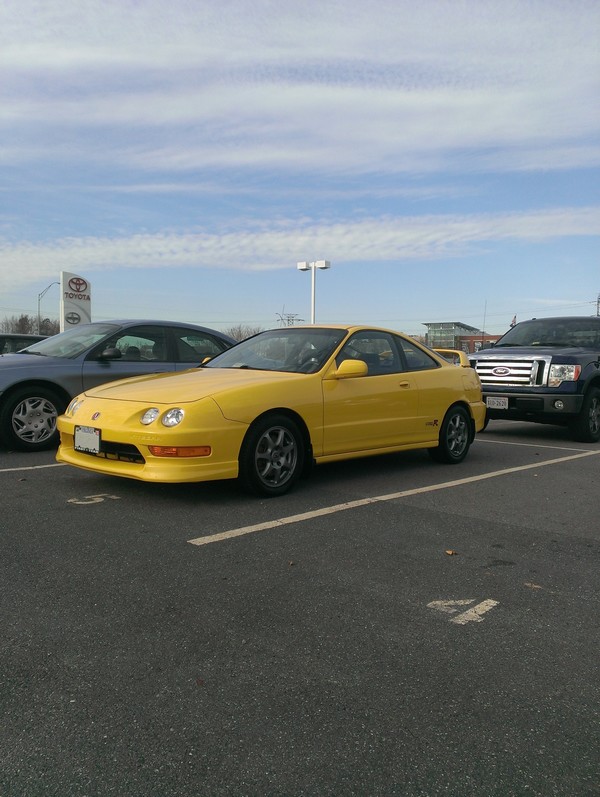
(98, 347, 122, 360)
(332, 359, 368, 379)
(433, 348, 471, 367)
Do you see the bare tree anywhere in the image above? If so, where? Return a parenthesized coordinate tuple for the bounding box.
(1, 314, 59, 335)
(223, 324, 263, 341)
(1, 314, 34, 333)
(39, 318, 60, 335)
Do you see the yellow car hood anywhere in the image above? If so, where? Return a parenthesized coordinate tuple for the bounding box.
(86, 366, 301, 404)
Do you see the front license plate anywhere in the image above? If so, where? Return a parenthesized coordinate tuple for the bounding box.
(486, 396, 509, 410)
(74, 425, 101, 453)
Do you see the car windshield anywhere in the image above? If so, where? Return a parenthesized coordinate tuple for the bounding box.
(204, 328, 348, 373)
(19, 323, 120, 359)
(495, 319, 600, 348)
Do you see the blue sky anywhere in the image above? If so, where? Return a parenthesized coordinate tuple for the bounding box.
(1, 0, 599, 336)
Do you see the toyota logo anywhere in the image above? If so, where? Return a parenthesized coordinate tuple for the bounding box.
(68, 277, 88, 292)
(491, 366, 511, 376)
(66, 312, 81, 325)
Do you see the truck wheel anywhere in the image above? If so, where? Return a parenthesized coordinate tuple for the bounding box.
(428, 405, 472, 464)
(0, 387, 65, 451)
(569, 387, 600, 443)
(238, 414, 305, 496)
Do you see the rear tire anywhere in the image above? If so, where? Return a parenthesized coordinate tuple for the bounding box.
(239, 414, 305, 496)
(428, 405, 472, 464)
(569, 387, 600, 443)
(0, 386, 65, 451)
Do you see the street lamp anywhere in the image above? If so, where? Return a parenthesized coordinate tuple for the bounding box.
(37, 281, 59, 334)
(296, 260, 331, 324)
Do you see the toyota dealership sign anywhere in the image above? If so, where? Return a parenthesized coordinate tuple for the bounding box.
(60, 271, 92, 330)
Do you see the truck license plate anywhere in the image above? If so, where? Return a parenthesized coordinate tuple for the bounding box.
(486, 397, 509, 410)
(74, 425, 101, 453)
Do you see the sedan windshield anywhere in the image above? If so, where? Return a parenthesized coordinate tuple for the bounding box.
(19, 323, 119, 359)
(205, 328, 348, 373)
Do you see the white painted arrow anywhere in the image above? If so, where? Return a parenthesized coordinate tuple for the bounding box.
(427, 599, 476, 614)
(67, 494, 121, 505)
(427, 599, 499, 624)
(451, 599, 499, 624)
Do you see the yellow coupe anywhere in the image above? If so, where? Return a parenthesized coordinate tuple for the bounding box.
(57, 325, 486, 496)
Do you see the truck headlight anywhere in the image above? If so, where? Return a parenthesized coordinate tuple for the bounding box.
(548, 364, 581, 387)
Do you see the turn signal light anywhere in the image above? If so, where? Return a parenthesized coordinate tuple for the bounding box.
(148, 446, 211, 457)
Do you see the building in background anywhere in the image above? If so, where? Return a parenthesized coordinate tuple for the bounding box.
(423, 321, 503, 353)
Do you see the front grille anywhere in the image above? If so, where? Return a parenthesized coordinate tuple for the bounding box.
(82, 442, 145, 464)
(471, 356, 551, 387)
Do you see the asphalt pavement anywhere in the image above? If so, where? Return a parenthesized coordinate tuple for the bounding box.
(2, 422, 599, 797)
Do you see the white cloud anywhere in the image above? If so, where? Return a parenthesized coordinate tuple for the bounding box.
(0, 0, 598, 327)
(0, 1, 598, 177)
(1, 206, 598, 294)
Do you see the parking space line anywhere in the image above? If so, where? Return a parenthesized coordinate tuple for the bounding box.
(0, 463, 65, 474)
(187, 450, 600, 546)
(477, 438, 592, 452)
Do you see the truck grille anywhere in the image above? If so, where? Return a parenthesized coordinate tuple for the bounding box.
(470, 356, 551, 387)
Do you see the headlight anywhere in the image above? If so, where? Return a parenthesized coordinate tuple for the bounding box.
(162, 408, 185, 427)
(66, 397, 84, 416)
(141, 408, 160, 425)
(548, 364, 581, 387)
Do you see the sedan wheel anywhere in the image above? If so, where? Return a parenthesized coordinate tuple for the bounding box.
(239, 414, 304, 496)
(0, 388, 64, 451)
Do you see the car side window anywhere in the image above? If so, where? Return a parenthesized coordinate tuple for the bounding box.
(95, 326, 169, 362)
(336, 332, 401, 375)
(399, 337, 440, 371)
(174, 329, 230, 363)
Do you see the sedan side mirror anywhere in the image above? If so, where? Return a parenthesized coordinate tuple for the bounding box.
(98, 347, 122, 360)
(331, 359, 368, 379)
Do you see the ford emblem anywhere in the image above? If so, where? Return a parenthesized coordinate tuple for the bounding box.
(491, 366, 511, 376)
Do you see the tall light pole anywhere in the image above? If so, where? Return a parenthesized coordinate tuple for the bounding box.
(37, 281, 59, 334)
(296, 260, 331, 324)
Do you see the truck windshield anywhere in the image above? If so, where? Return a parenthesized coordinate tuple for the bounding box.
(495, 319, 600, 348)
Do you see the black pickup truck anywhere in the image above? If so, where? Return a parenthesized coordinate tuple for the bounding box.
(469, 316, 600, 442)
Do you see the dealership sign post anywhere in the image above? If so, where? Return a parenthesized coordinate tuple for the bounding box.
(60, 272, 92, 331)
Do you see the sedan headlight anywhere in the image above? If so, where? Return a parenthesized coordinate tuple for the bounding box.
(66, 397, 85, 416)
(548, 364, 581, 387)
(141, 408, 160, 425)
(162, 408, 185, 427)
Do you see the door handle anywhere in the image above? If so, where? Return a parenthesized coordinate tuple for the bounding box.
(399, 381, 411, 388)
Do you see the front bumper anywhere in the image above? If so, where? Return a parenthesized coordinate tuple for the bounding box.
(483, 390, 584, 420)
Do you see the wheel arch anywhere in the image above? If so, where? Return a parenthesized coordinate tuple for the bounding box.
(0, 379, 72, 410)
(582, 373, 600, 393)
(447, 399, 477, 443)
(242, 407, 314, 472)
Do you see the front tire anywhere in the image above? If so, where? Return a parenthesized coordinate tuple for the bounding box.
(239, 414, 304, 496)
(0, 387, 65, 451)
(428, 405, 472, 464)
(569, 387, 600, 443)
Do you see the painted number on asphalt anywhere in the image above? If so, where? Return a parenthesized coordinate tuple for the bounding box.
(427, 599, 499, 625)
(68, 494, 121, 505)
